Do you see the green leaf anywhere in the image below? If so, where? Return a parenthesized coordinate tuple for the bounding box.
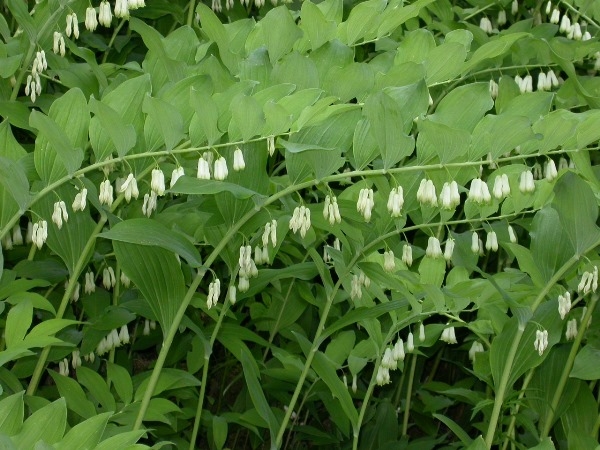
(342, 0, 385, 45)
(571, 346, 600, 380)
(142, 95, 185, 151)
(418, 257, 446, 289)
(6, 0, 36, 42)
(230, 95, 265, 142)
(363, 92, 414, 168)
(55, 412, 111, 450)
(76, 367, 116, 412)
(0, 391, 24, 435)
(212, 416, 228, 450)
(195, 3, 237, 72)
(107, 361, 133, 405)
(425, 42, 467, 84)
(6, 291, 56, 316)
(261, 6, 302, 64)
(99, 218, 202, 268)
(190, 88, 221, 146)
(576, 110, 600, 149)
(134, 368, 200, 401)
(13, 398, 66, 447)
(169, 177, 264, 200)
(469, 114, 535, 161)
(113, 241, 186, 333)
(352, 119, 379, 170)
(462, 33, 530, 74)
(377, 0, 438, 39)
(312, 351, 358, 427)
(93, 430, 146, 450)
(432, 413, 472, 446)
(300, 1, 336, 51)
(417, 119, 470, 164)
(240, 346, 280, 444)
(0, 160, 29, 213)
(530, 207, 573, 283)
(49, 371, 97, 419)
(430, 82, 493, 132)
(465, 436, 487, 450)
(552, 172, 600, 256)
(4, 300, 32, 349)
(89, 98, 137, 158)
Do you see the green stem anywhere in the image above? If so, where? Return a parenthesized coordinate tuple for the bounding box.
(501, 368, 536, 450)
(402, 353, 418, 437)
(186, 0, 197, 27)
(541, 294, 598, 438)
(353, 355, 383, 450)
(483, 248, 600, 449)
(102, 19, 126, 64)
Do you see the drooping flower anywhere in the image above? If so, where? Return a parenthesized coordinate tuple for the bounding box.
(402, 244, 413, 267)
(387, 187, 404, 217)
(440, 326, 458, 344)
(151, 168, 166, 195)
(213, 157, 228, 181)
(534, 329, 549, 356)
(468, 341, 485, 362)
(32, 220, 48, 249)
(99, 180, 114, 206)
(357, 188, 375, 221)
(383, 250, 395, 272)
(426, 236, 443, 259)
(444, 238, 455, 262)
(85, 7, 98, 31)
(558, 292, 572, 319)
(72, 188, 88, 212)
(98, 1, 113, 27)
(485, 231, 498, 252)
(233, 147, 245, 171)
(289, 205, 311, 238)
(120, 173, 139, 202)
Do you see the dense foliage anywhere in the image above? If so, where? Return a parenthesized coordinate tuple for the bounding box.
(1, 0, 600, 448)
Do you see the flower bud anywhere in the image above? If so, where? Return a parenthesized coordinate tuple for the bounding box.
(72, 188, 88, 212)
(233, 147, 245, 171)
(85, 7, 98, 32)
(99, 1, 113, 27)
(151, 168, 166, 195)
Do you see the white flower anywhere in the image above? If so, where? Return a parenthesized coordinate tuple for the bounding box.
(143, 319, 151, 336)
(545, 159, 558, 181)
(99, 1, 113, 27)
(120, 271, 130, 287)
(407, 332, 415, 352)
(351, 374, 358, 393)
(52, 201, 68, 229)
(419, 323, 425, 342)
(99, 180, 114, 206)
(357, 188, 375, 221)
(572, 22, 582, 40)
(120, 173, 139, 202)
(468, 341, 484, 362)
(170, 166, 185, 188)
(59, 358, 70, 376)
(128, 0, 146, 9)
(534, 329, 549, 356)
(384, 250, 395, 272)
(550, 8, 560, 24)
(440, 181, 461, 210)
(350, 274, 362, 300)
(65, 13, 79, 39)
(197, 157, 211, 180)
(468, 178, 492, 204)
(71, 350, 82, 369)
(267, 136, 275, 156)
(497, 10, 506, 26)
(565, 319, 578, 340)
(402, 244, 413, 267)
(471, 231, 480, 254)
(511, 0, 518, 15)
(114, 0, 130, 18)
(2, 234, 12, 250)
(519, 170, 535, 193)
(289, 205, 311, 238)
(103, 267, 116, 289)
(72, 188, 88, 212)
(578, 267, 598, 295)
(381, 347, 396, 370)
(110, 328, 121, 348)
(545, 0, 551, 14)
(12, 224, 23, 246)
(233, 147, 245, 171)
(151, 168, 166, 195)
(85, 7, 98, 32)
(485, 231, 498, 252)
(426, 236, 443, 259)
(214, 157, 228, 181)
(142, 191, 158, 217)
(444, 238, 455, 262)
(387, 187, 404, 217)
(228, 285, 237, 304)
(323, 195, 342, 225)
(207, 279, 221, 309)
(489, 79, 499, 99)
(393, 338, 405, 361)
(52, 32, 66, 57)
(376, 366, 391, 386)
(492, 174, 510, 199)
(479, 16, 493, 34)
(558, 292, 571, 319)
(119, 325, 130, 344)
(508, 225, 517, 243)
(559, 14, 571, 33)
(537, 72, 548, 91)
(547, 70, 559, 88)
(440, 326, 458, 344)
(71, 281, 80, 302)
(417, 179, 438, 207)
(84, 271, 95, 294)
(32, 220, 48, 249)
(583, 31, 592, 41)
(238, 275, 250, 292)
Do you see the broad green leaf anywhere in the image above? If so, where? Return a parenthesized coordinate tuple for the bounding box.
(134, 368, 200, 401)
(499, 91, 554, 123)
(240, 347, 280, 444)
(300, 1, 336, 51)
(312, 351, 358, 427)
(377, 0, 438, 39)
(363, 92, 414, 168)
(107, 361, 133, 405)
(341, 0, 385, 45)
(55, 412, 111, 450)
(571, 346, 600, 380)
(417, 119, 470, 164)
(418, 257, 446, 289)
(169, 177, 264, 200)
(530, 109, 579, 154)
(6, 0, 36, 42)
(425, 42, 467, 84)
(89, 98, 137, 158)
(384, 80, 429, 133)
(0, 391, 24, 435)
(230, 95, 265, 142)
(190, 88, 221, 146)
(0, 157, 28, 214)
(465, 436, 487, 450)
(530, 207, 573, 283)
(430, 82, 493, 132)
(576, 110, 600, 149)
(212, 416, 228, 450)
(99, 218, 202, 268)
(432, 414, 472, 446)
(325, 331, 356, 366)
(4, 300, 32, 349)
(6, 292, 55, 316)
(113, 242, 186, 333)
(552, 173, 600, 256)
(261, 7, 302, 64)
(76, 367, 116, 412)
(142, 95, 185, 151)
(563, 382, 598, 438)
(462, 33, 530, 74)
(272, 52, 320, 92)
(352, 119, 379, 170)
(13, 398, 66, 448)
(469, 114, 535, 161)
(322, 63, 374, 103)
(93, 430, 147, 450)
(195, 3, 237, 72)
(49, 371, 97, 419)
(24, 318, 78, 341)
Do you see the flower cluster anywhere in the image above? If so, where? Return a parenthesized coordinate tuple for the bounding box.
(519, 170, 535, 193)
(102, 267, 116, 290)
(52, 32, 66, 57)
(289, 205, 311, 238)
(207, 278, 221, 309)
(119, 173, 139, 202)
(357, 188, 375, 221)
(256, 219, 277, 264)
(84, 271, 95, 294)
(387, 187, 404, 217)
(151, 169, 166, 196)
(440, 326, 458, 344)
(537, 70, 560, 91)
(25, 51, 46, 102)
(32, 220, 48, 249)
(565, 319, 578, 340)
(239, 245, 259, 292)
(515, 75, 532, 94)
(52, 201, 69, 229)
(534, 329, 549, 356)
(402, 244, 413, 267)
(425, 237, 442, 259)
(558, 292, 572, 320)
(99, 180, 114, 206)
(58, 358, 71, 376)
(2, 224, 24, 250)
(85, 7, 98, 32)
(72, 188, 88, 212)
(578, 266, 598, 295)
(376, 336, 407, 386)
(492, 174, 511, 200)
(142, 191, 158, 217)
(350, 271, 370, 300)
(383, 250, 395, 272)
(99, 1, 113, 27)
(323, 195, 341, 225)
(485, 231, 498, 252)
(417, 179, 437, 207)
(65, 13, 80, 40)
(142, 319, 157, 336)
(440, 181, 460, 210)
(468, 178, 492, 204)
(97, 325, 130, 356)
